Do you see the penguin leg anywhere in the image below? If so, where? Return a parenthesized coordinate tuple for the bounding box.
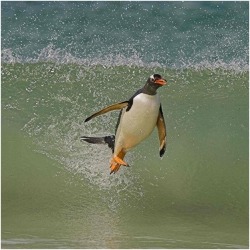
(110, 150, 128, 174)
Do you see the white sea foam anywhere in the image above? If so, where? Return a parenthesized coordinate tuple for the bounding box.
(2, 45, 248, 72)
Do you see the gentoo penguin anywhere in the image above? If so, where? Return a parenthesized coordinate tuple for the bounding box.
(81, 74, 167, 174)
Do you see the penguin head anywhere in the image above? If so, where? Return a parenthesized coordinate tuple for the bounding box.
(148, 74, 167, 86)
(143, 74, 167, 95)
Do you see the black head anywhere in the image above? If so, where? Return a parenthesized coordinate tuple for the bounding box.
(142, 74, 167, 95)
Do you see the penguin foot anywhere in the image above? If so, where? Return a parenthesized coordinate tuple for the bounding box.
(110, 156, 129, 174)
(113, 156, 128, 166)
(110, 163, 121, 174)
(110, 163, 130, 174)
(109, 151, 129, 174)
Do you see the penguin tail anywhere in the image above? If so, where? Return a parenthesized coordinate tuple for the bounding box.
(80, 135, 115, 152)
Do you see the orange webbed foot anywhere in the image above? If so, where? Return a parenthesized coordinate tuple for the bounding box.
(113, 156, 128, 166)
(109, 149, 129, 174)
(110, 163, 121, 174)
(110, 154, 129, 174)
(110, 163, 130, 174)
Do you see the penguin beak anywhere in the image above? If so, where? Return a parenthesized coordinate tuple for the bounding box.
(155, 78, 167, 85)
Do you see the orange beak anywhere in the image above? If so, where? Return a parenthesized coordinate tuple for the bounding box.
(155, 78, 167, 85)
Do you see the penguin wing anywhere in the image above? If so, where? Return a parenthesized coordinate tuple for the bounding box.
(85, 101, 129, 122)
(156, 105, 166, 157)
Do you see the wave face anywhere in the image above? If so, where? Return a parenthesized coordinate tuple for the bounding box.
(1, 2, 249, 249)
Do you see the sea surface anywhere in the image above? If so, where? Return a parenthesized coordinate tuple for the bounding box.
(1, 1, 249, 249)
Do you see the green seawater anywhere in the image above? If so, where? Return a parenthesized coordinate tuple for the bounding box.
(1, 63, 248, 248)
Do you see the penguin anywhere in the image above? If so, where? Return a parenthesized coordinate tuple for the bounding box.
(81, 74, 167, 174)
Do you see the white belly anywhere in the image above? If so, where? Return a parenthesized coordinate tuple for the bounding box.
(114, 93, 160, 153)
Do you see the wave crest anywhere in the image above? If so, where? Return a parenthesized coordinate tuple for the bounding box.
(2, 44, 248, 72)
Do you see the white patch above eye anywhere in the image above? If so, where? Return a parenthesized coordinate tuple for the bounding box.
(150, 75, 154, 80)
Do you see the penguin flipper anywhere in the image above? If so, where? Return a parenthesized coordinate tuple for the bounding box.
(156, 105, 166, 157)
(85, 101, 129, 122)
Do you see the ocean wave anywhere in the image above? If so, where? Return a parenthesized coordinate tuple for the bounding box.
(2, 44, 248, 72)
